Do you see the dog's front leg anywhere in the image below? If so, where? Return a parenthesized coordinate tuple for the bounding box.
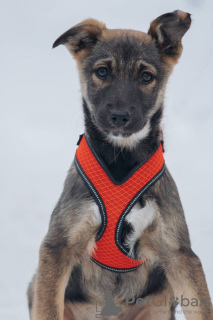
(32, 203, 97, 320)
(163, 247, 213, 320)
(156, 208, 213, 319)
(33, 240, 74, 320)
(146, 169, 213, 319)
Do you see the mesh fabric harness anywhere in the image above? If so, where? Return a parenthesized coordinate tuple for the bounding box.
(75, 135, 165, 273)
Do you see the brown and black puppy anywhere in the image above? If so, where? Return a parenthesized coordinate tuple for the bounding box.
(28, 10, 213, 320)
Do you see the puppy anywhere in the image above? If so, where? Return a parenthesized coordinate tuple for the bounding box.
(28, 10, 213, 320)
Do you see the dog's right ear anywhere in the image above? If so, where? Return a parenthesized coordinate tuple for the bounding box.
(52, 19, 106, 59)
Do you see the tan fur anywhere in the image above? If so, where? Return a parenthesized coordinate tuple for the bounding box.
(93, 57, 117, 69)
(102, 28, 151, 42)
(176, 10, 189, 20)
(134, 59, 157, 75)
(64, 19, 106, 62)
(32, 246, 72, 320)
(74, 18, 106, 30)
(162, 44, 183, 66)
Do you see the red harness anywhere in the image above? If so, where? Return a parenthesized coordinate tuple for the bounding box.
(75, 135, 165, 272)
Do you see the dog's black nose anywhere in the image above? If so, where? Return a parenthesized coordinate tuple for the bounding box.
(110, 110, 130, 127)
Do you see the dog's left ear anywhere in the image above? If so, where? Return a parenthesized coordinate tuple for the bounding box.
(148, 10, 191, 62)
(52, 19, 106, 59)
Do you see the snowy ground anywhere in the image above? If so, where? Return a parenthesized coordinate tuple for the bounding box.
(0, 0, 213, 319)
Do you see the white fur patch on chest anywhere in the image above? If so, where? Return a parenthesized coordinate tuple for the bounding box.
(91, 202, 102, 226)
(124, 200, 156, 255)
(85, 202, 102, 255)
(89, 199, 156, 256)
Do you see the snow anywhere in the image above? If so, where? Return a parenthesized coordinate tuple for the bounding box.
(0, 0, 212, 319)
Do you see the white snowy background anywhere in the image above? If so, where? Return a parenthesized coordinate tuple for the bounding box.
(0, 0, 213, 319)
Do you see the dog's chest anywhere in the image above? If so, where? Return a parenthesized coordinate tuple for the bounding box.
(91, 199, 156, 253)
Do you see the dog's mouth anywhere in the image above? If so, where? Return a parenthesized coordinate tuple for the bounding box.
(103, 119, 151, 148)
(103, 120, 149, 139)
(106, 130, 132, 138)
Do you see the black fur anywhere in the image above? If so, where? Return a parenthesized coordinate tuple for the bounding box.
(139, 266, 167, 299)
(65, 265, 89, 303)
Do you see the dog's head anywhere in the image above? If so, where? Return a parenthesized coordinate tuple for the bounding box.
(53, 10, 191, 148)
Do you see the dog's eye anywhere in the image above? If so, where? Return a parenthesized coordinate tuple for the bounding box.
(96, 67, 108, 79)
(141, 72, 154, 84)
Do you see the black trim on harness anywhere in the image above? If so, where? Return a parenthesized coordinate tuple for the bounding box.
(74, 156, 107, 241)
(90, 256, 142, 273)
(77, 134, 84, 146)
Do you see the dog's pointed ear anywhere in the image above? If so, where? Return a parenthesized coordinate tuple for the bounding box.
(148, 10, 191, 62)
(52, 19, 106, 58)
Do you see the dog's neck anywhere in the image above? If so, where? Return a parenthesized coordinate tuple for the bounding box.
(83, 100, 163, 182)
